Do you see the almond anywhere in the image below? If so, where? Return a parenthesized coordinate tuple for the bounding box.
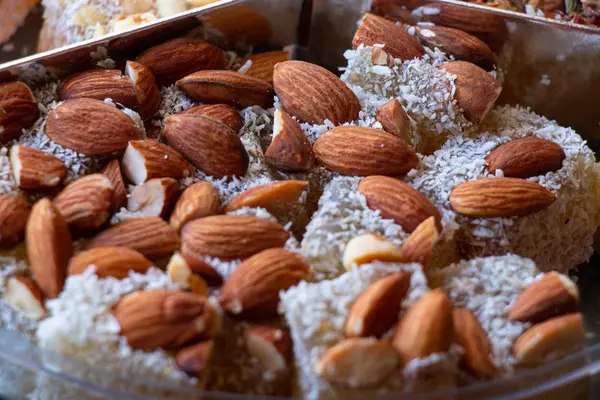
(399, 216, 439, 269)
(245, 324, 292, 372)
(0, 81, 39, 143)
(273, 61, 361, 125)
(46, 98, 142, 156)
(393, 288, 453, 363)
(169, 181, 221, 232)
(314, 127, 418, 176)
(84, 217, 180, 260)
(485, 138, 566, 178)
(53, 174, 114, 235)
(416, 26, 496, 71)
(113, 290, 220, 350)
(167, 252, 208, 296)
(102, 159, 128, 210)
(313, 338, 401, 388)
(179, 251, 223, 286)
(240, 50, 290, 84)
(59, 69, 138, 109)
(127, 177, 179, 219)
(121, 140, 192, 185)
(175, 340, 214, 377)
(26, 199, 73, 298)
(452, 308, 495, 378)
(0, 194, 30, 248)
(375, 99, 412, 145)
(9, 145, 67, 190)
(199, 4, 271, 47)
(224, 180, 308, 216)
(449, 177, 556, 218)
(164, 113, 249, 179)
(181, 215, 289, 261)
(513, 313, 585, 366)
(342, 233, 404, 271)
(440, 61, 502, 124)
(180, 104, 243, 132)
(509, 272, 579, 323)
(265, 109, 315, 172)
(352, 13, 425, 60)
(218, 248, 309, 317)
(4, 276, 47, 320)
(69, 247, 153, 279)
(419, 4, 504, 34)
(358, 176, 441, 233)
(345, 272, 411, 338)
(125, 60, 160, 119)
(136, 38, 225, 85)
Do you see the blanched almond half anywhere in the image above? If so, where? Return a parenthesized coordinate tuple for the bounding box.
(69, 247, 153, 279)
(342, 233, 404, 270)
(122, 140, 193, 185)
(169, 181, 221, 232)
(127, 177, 179, 219)
(9, 145, 67, 190)
(265, 109, 315, 172)
(224, 180, 308, 216)
(4, 276, 47, 320)
(245, 325, 292, 372)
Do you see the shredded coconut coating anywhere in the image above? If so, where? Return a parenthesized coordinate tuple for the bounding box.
(0, 147, 18, 195)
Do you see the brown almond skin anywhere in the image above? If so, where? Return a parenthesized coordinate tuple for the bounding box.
(419, 3, 504, 35)
(0, 194, 30, 248)
(376, 99, 411, 145)
(240, 50, 290, 84)
(486, 138, 566, 178)
(0, 81, 39, 143)
(245, 324, 293, 368)
(177, 70, 274, 109)
(122, 139, 193, 184)
(399, 216, 439, 269)
(176, 340, 214, 377)
(224, 180, 309, 216)
(352, 13, 425, 60)
(273, 61, 361, 125)
(165, 114, 249, 179)
(314, 127, 418, 177)
(102, 159, 128, 210)
(125, 61, 161, 119)
(449, 177, 556, 218)
(10, 145, 68, 190)
(181, 252, 224, 286)
(453, 308, 495, 378)
(198, 4, 272, 47)
(69, 247, 153, 279)
(59, 69, 138, 109)
(358, 176, 441, 233)
(26, 199, 73, 298)
(136, 38, 226, 85)
(169, 181, 222, 232)
(181, 215, 289, 261)
(181, 104, 243, 133)
(265, 109, 315, 172)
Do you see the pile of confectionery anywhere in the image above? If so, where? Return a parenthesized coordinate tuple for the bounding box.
(0, 6, 597, 399)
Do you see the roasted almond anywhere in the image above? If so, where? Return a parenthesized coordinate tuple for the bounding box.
(485, 138, 566, 178)
(419, 3, 504, 34)
(224, 180, 309, 216)
(314, 127, 418, 177)
(182, 215, 289, 261)
(127, 177, 179, 219)
(245, 324, 293, 372)
(136, 38, 225, 85)
(46, 98, 143, 156)
(218, 248, 309, 317)
(179, 251, 223, 286)
(169, 181, 222, 232)
(198, 4, 271, 47)
(449, 177, 556, 218)
(342, 233, 404, 270)
(345, 272, 412, 338)
(273, 60, 361, 125)
(9, 145, 67, 190)
(265, 109, 315, 172)
(358, 176, 441, 233)
(122, 139, 193, 185)
(69, 247, 153, 279)
(313, 338, 401, 388)
(0, 81, 39, 143)
(53, 174, 114, 235)
(59, 69, 138, 109)
(393, 288, 453, 363)
(175, 340, 214, 377)
(26, 199, 73, 298)
(440, 61, 502, 124)
(0, 194, 30, 248)
(176, 70, 274, 109)
(84, 217, 180, 260)
(375, 99, 412, 145)
(453, 308, 495, 378)
(399, 216, 439, 268)
(4, 276, 47, 320)
(240, 50, 290, 84)
(509, 272, 579, 323)
(165, 113, 249, 179)
(180, 104, 243, 132)
(102, 159, 128, 210)
(513, 313, 585, 366)
(167, 252, 208, 296)
(125, 60, 160, 119)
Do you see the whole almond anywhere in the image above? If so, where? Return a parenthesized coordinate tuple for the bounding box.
(273, 60, 361, 125)
(240, 50, 290, 84)
(224, 180, 309, 216)
(165, 114, 249, 179)
(314, 127, 418, 177)
(419, 3, 504, 34)
(122, 139, 193, 185)
(358, 176, 441, 233)
(26, 199, 73, 298)
(177, 70, 274, 109)
(169, 181, 222, 232)
(245, 324, 293, 372)
(376, 99, 412, 145)
(46, 98, 142, 156)
(453, 308, 495, 378)
(342, 233, 404, 270)
(265, 109, 315, 172)
(0, 194, 30, 248)
(127, 177, 179, 219)
(102, 160, 128, 210)
(69, 247, 153, 279)
(509, 272, 579, 323)
(84, 217, 180, 260)
(0, 81, 39, 143)
(345, 272, 412, 338)
(198, 4, 271, 47)
(175, 340, 214, 377)
(59, 69, 138, 109)
(352, 13, 424, 60)
(136, 38, 225, 85)
(125, 60, 160, 119)
(4, 276, 47, 320)
(53, 174, 114, 235)
(393, 288, 453, 363)
(218, 248, 309, 317)
(181, 215, 289, 261)
(9, 145, 67, 190)
(449, 177, 556, 218)
(399, 216, 439, 269)
(181, 104, 243, 132)
(486, 138, 566, 178)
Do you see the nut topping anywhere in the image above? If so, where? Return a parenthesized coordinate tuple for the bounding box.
(122, 139, 193, 185)
(4, 276, 47, 320)
(452, 308, 495, 378)
(169, 181, 222, 232)
(265, 109, 315, 172)
(127, 177, 179, 219)
(0, 194, 30, 248)
(0, 81, 39, 143)
(485, 138, 566, 178)
(224, 180, 309, 216)
(10, 145, 67, 190)
(342, 233, 404, 270)
(69, 247, 153, 279)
